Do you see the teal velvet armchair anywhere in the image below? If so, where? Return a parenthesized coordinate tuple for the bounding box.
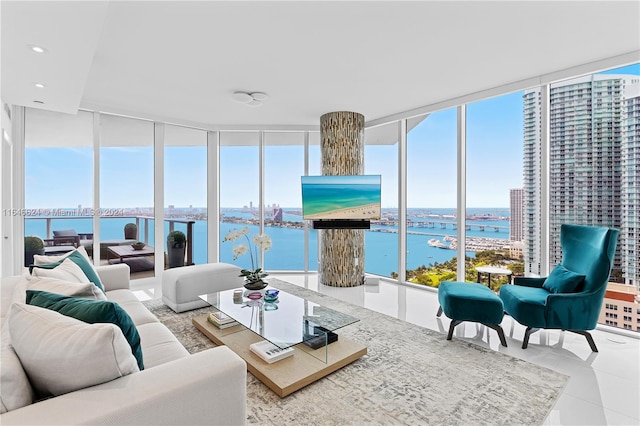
(499, 224, 619, 352)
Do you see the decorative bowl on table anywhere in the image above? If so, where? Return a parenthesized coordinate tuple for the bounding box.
(243, 279, 268, 291)
(263, 289, 279, 302)
(131, 242, 146, 250)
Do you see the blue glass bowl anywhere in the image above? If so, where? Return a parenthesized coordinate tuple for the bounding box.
(264, 289, 279, 302)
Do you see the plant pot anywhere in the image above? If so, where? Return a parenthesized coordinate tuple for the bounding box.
(25, 248, 44, 267)
(243, 279, 268, 290)
(167, 243, 185, 268)
(124, 223, 138, 240)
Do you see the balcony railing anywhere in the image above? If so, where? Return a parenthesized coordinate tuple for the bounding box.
(26, 215, 196, 266)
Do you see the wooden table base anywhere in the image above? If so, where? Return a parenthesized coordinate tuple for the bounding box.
(192, 315, 367, 397)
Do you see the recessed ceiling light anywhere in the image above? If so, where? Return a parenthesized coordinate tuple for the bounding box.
(34, 83, 45, 88)
(29, 45, 47, 54)
(33, 100, 44, 104)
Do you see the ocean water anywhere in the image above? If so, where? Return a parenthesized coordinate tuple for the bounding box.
(301, 183, 381, 217)
(25, 207, 510, 277)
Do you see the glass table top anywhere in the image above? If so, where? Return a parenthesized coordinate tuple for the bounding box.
(199, 287, 359, 349)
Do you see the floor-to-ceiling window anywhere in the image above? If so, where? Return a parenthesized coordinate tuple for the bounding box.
(364, 122, 399, 278)
(219, 132, 260, 271)
(405, 110, 457, 286)
(264, 132, 305, 270)
(466, 93, 524, 290)
(307, 132, 321, 271)
(24, 108, 94, 264)
(100, 114, 154, 275)
(15, 61, 638, 335)
(164, 124, 207, 266)
(539, 63, 640, 332)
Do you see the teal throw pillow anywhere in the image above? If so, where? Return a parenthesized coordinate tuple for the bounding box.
(543, 264, 585, 294)
(26, 290, 143, 370)
(30, 250, 104, 293)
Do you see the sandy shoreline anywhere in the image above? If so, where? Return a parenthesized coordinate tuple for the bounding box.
(305, 203, 380, 220)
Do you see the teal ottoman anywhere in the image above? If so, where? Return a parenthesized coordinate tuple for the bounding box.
(436, 281, 507, 346)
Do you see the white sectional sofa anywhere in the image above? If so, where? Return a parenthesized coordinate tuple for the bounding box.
(0, 263, 247, 425)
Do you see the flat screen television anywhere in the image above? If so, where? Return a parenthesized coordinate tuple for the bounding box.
(301, 175, 382, 220)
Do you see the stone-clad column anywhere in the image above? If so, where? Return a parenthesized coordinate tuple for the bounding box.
(319, 111, 365, 287)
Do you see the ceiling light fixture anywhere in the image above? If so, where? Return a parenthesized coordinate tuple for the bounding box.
(34, 83, 45, 88)
(29, 45, 47, 54)
(232, 91, 269, 107)
(33, 100, 44, 104)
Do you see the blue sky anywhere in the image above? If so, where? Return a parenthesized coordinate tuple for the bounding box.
(25, 64, 639, 210)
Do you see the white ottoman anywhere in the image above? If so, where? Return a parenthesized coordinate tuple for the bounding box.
(162, 263, 245, 313)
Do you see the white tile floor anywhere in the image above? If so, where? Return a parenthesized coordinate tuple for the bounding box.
(132, 274, 640, 426)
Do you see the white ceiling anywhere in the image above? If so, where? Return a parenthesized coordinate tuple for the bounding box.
(2, 1, 640, 129)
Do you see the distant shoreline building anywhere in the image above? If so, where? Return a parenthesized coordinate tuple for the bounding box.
(523, 74, 640, 287)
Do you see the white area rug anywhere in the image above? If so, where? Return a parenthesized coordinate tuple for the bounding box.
(144, 279, 568, 425)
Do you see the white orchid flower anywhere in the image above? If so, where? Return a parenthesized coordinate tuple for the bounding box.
(232, 244, 248, 260)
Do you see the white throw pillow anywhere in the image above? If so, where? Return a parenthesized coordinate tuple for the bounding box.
(8, 303, 139, 397)
(31, 258, 90, 284)
(26, 277, 107, 301)
(10, 270, 32, 305)
(33, 246, 92, 265)
(0, 322, 34, 413)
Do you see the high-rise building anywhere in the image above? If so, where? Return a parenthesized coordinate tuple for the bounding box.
(523, 90, 543, 275)
(509, 188, 523, 241)
(523, 74, 640, 286)
(621, 81, 640, 287)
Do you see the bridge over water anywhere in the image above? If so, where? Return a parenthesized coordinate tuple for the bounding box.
(372, 220, 509, 232)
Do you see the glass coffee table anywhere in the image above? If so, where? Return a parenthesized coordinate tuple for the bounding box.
(193, 286, 367, 397)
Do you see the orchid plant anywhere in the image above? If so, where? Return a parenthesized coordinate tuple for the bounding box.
(223, 227, 272, 282)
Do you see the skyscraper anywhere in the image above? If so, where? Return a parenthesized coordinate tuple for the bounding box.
(523, 90, 543, 276)
(509, 188, 523, 241)
(620, 81, 640, 287)
(523, 74, 640, 286)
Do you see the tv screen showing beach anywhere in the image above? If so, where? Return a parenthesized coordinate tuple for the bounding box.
(301, 175, 381, 220)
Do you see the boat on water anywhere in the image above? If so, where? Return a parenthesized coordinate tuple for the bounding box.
(427, 238, 449, 249)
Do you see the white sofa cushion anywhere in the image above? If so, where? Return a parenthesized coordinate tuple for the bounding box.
(33, 246, 92, 265)
(31, 248, 105, 293)
(8, 303, 139, 397)
(26, 277, 107, 301)
(105, 289, 159, 326)
(136, 322, 189, 369)
(0, 323, 34, 413)
(31, 258, 90, 284)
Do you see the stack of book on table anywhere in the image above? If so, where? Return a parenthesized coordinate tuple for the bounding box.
(207, 311, 238, 329)
(250, 340, 294, 364)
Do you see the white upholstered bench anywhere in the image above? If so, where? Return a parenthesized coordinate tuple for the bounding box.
(162, 263, 245, 313)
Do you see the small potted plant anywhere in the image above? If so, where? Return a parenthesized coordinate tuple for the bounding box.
(24, 235, 45, 266)
(131, 241, 146, 251)
(223, 227, 272, 290)
(167, 230, 186, 268)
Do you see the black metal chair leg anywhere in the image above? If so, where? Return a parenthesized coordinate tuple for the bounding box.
(447, 320, 462, 340)
(485, 323, 508, 347)
(436, 306, 443, 317)
(522, 326, 536, 349)
(571, 330, 599, 352)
